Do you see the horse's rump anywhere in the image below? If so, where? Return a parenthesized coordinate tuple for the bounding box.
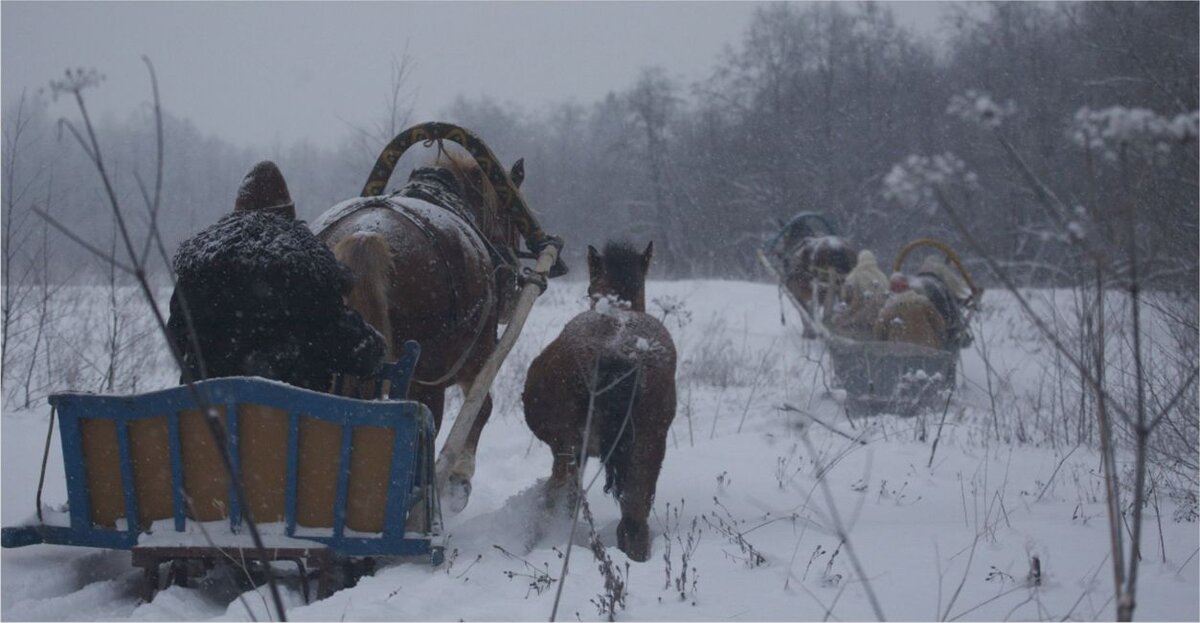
(784, 235, 857, 307)
(785, 236, 856, 280)
(544, 309, 676, 452)
(315, 196, 496, 386)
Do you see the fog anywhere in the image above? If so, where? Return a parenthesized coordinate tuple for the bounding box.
(1, 1, 1194, 288)
(3, 2, 959, 148)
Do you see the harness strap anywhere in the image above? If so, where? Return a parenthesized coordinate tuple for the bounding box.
(398, 171, 519, 273)
(376, 202, 497, 388)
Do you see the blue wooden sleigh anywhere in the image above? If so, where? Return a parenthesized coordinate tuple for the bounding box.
(2, 340, 442, 600)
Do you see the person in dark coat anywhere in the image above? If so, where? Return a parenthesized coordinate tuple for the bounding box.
(165, 161, 385, 391)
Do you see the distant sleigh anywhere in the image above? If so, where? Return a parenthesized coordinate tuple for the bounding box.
(760, 219, 982, 416)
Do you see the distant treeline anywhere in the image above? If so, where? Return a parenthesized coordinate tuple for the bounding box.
(3, 2, 1196, 289)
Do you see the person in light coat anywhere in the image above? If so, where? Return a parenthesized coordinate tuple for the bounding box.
(873, 273, 946, 350)
(832, 250, 890, 340)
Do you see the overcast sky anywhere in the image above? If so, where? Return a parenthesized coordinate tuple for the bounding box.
(3, 2, 953, 149)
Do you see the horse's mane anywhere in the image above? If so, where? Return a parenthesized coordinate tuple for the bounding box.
(599, 241, 646, 304)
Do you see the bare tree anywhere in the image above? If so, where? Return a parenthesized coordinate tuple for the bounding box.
(2, 91, 48, 374)
(39, 62, 289, 621)
(342, 48, 418, 158)
(626, 67, 685, 273)
(20, 175, 57, 408)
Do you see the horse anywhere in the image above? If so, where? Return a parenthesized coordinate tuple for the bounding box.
(783, 235, 858, 337)
(522, 241, 677, 562)
(314, 151, 519, 511)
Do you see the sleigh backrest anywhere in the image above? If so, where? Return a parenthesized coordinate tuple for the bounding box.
(41, 341, 437, 556)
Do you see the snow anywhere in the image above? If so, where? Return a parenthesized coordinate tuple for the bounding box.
(882, 153, 979, 211)
(1070, 106, 1200, 162)
(947, 90, 1017, 129)
(2, 280, 1197, 621)
(136, 523, 326, 550)
(592, 294, 631, 316)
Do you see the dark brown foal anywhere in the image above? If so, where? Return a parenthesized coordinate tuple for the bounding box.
(522, 241, 677, 561)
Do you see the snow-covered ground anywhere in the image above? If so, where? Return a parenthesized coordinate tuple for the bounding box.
(2, 280, 1197, 621)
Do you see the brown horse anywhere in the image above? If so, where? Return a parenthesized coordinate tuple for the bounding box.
(783, 235, 858, 337)
(522, 241, 677, 562)
(315, 152, 517, 512)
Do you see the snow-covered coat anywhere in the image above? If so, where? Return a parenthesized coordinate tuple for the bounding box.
(166, 211, 385, 391)
(832, 250, 890, 340)
(873, 290, 946, 350)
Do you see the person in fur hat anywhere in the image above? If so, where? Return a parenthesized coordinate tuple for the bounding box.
(832, 250, 890, 340)
(165, 161, 385, 391)
(873, 273, 946, 350)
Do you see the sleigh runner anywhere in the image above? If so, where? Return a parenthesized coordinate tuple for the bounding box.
(2, 343, 440, 599)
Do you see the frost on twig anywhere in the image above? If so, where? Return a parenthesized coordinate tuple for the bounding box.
(1070, 106, 1198, 162)
(882, 153, 979, 214)
(947, 90, 1017, 130)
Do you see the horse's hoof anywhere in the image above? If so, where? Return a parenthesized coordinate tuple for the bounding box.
(444, 478, 472, 515)
(617, 517, 652, 562)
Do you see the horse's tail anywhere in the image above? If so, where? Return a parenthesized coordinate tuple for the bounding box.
(594, 353, 640, 500)
(333, 232, 395, 359)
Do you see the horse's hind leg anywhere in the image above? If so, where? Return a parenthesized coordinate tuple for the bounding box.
(788, 282, 818, 339)
(543, 426, 585, 512)
(409, 384, 446, 431)
(616, 434, 668, 562)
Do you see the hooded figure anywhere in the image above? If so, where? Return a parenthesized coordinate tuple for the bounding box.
(873, 273, 946, 350)
(165, 161, 385, 391)
(234, 161, 297, 219)
(911, 255, 971, 349)
(832, 250, 890, 340)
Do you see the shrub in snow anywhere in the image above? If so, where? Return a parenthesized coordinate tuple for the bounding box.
(1069, 106, 1199, 162)
(946, 90, 1017, 129)
(882, 153, 979, 213)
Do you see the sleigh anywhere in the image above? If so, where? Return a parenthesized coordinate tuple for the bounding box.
(1, 341, 441, 602)
(761, 236, 981, 416)
(2, 120, 565, 606)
